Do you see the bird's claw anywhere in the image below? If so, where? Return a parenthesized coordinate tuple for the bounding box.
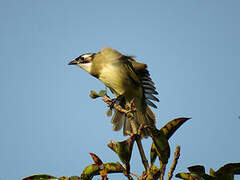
(108, 98, 117, 109)
(108, 95, 124, 109)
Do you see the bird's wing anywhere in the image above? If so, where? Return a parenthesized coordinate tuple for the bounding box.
(129, 58, 159, 109)
(123, 63, 141, 85)
(120, 56, 142, 86)
(101, 48, 141, 85)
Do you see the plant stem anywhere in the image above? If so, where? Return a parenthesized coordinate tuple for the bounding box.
(160, 163, 166, 180)
(130, 171, 140, 179)
(101, 96, 150, 174)
(167, 146, 181, 180)
(136, 135, 149, 171)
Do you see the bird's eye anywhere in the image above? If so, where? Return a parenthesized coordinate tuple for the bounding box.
(79, 56, 89, 63)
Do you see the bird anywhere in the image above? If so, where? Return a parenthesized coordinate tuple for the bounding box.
(68, 47, 159, 137)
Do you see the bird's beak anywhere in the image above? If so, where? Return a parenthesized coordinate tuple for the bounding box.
(68, 59, 78, 65)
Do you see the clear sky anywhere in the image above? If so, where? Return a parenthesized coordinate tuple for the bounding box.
(0, 1, 240, 179)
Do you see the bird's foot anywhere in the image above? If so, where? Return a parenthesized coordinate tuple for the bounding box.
(108, 98, 117, 109)
(125, 99, 137, 118)
(108, 95, 124, 109)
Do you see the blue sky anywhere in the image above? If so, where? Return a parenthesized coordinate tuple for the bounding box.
(0, 1, 240, 179)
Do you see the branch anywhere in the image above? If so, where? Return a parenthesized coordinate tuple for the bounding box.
(103, 96, 150, 171)
(102, 96, 129, 114)
(167, 146, 181, 180)
(96, 94, 150, 176)
(160, 163, 166, 180)
(136, 135, 149, 171)
(126, 100, 150, 172)
(130, 171, 141, 179)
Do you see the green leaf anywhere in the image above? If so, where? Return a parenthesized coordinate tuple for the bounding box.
(89, 90, 101, 99)
(80, 162, 124, 180)
(160, 117, 190, 139)
(188, 165, 206, 174)
(150, 143, 157, 165)
(210, 163, 240, 180)
(69, 176, 82, 180)
(99, 90, 107, 96)
(147, 126, 170, 164)
(22, 174, 57, 180)
(215, 163, 240, 175)
(107, 136, 135, 173)
(149, 117, 189, 165)
(176, 165, 214, 180)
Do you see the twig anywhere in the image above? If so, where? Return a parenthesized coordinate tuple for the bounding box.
(127, 100, 149, 172)
(130, 171, 140, 179)
(167, 146, 181, 180)
(136, 135, 149, 172)
(126, 99, 138, 135)
(102, 96, 129, 114)
(101, 175, 108, 180)
(160, 163, 166, 180)
(124, 173, 134, 180)
(101, 95, 150, 173)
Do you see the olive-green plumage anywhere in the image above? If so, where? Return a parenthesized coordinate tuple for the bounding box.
(69, 47, 159, 137)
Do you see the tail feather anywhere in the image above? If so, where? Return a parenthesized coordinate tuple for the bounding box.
(123, 117, 131, 136)
(111, 105, 156, 138)
(146, 106, 156, 125)
(111, 110, 124, 131)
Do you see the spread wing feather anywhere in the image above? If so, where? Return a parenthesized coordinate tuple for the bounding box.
(143, 84, 156, 90)
(145, 99, 157, 109)
(126, 56, 159, 109)
(145, 94, 159, 102)
(142, 80, 155, 86)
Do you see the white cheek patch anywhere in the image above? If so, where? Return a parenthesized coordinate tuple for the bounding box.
(78, 63, 92, 73)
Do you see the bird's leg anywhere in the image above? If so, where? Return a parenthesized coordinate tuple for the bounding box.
(137, 124, 145, 136)
(108, 95, 124, 109)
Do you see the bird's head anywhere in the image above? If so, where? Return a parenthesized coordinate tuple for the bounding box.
(68, 53, 95, 73)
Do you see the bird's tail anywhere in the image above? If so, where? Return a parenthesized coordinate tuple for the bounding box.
(111, 105, 156, 138)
